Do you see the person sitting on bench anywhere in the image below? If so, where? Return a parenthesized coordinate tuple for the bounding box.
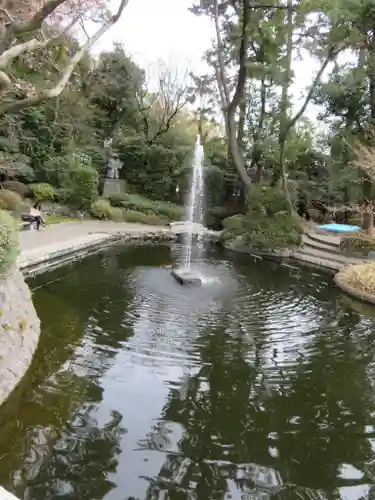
(21, 203, 45, 230)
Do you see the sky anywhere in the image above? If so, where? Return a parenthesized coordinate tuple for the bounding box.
(94, 0, 325, 126)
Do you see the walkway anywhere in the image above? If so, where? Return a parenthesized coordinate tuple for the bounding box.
(19, 221, 170, 252)
(18, 221, 174, 272)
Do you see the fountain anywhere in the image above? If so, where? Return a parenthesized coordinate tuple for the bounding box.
(171, 136, 205, 286)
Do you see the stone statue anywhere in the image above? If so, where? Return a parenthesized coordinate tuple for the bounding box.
(105, 154, 123, 180)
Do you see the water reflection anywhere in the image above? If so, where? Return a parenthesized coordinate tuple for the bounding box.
(0, 244, 375, 499)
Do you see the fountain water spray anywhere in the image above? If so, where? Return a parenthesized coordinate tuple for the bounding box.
(182, 135, 205, 269)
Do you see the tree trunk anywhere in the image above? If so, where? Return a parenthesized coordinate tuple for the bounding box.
(213, 0, 252, 198)
(278, 0, 294, 214)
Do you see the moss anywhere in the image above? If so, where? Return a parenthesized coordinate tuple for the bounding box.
(19, 319, 27, 333)
(0, 210, 19, 275)
(2, 323, 12, 332)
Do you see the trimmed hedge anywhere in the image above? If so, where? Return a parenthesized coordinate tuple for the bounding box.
(90, 199, 166, 225)
(108, 193, 184, 221)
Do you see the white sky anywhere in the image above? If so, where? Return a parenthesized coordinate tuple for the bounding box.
(95, 0, 326, 126)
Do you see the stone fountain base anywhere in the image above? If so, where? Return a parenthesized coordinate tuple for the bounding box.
(171, 268, 202, 286)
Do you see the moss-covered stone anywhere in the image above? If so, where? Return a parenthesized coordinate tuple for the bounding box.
(0, 210, 19, 276)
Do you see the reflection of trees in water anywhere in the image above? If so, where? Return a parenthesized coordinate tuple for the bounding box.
(139, 295, 375, 499)
(0, 250, 144, 497)
(13, 408, 126, 500)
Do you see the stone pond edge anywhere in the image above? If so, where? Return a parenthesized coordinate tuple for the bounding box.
(334, 271, 375, 306)
(223, 240, 375, 306)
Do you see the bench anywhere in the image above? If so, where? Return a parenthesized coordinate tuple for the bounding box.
(19, 221, 34, 231)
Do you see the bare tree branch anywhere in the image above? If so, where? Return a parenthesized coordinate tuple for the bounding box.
(136, 61, 189, 145)
(0, 15, 79, 69)
(0, 0, 130, 116)
(8, 0, 68, 36)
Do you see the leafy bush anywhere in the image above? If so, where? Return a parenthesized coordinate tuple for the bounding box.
(0, 189, 24, 212)
(67, 165, 99, 209)
(340, 232, 375, 253)
(248, 186, 290, 216)
(122, 210, 166, 225)
(206, 206, 228, 230)
(90, 199, 113, 220)
(29, 183, 56, 202)
(108, 193, 183, 221)
(242, 213, 302, 250)
(0, 210, 19, 275)
(2, 181, 29, 198)
(221, 188, 302, 250)
(90, 199, 167, 225)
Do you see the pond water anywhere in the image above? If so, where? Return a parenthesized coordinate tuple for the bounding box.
(1, 243, 375, 499)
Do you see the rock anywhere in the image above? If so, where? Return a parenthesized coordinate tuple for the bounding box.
(0, 267, 40, 407)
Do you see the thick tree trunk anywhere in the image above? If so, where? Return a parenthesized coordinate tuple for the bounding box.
(213, 0, 252, 197)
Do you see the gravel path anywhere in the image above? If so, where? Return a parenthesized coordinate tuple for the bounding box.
(19, 221, 171, 252)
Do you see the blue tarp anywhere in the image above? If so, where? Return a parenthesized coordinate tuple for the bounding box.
(317, 223, 361, 233)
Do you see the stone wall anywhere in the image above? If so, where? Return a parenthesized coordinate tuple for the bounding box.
(0, 266, 40, 406)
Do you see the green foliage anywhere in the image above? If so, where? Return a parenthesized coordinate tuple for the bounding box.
(90, 199, 113, 220)
(206, 206, 229, 230)
(221, 187, 302, 250)
(248, 186, 290, 215)
(0, 210, 19, 275)
(241, 213, 302, 250)
(222, 214, 248, 235)
(66, 165, 99, 209)
(1, 181, 29, 198)
(108, 193, 184, 221)
(29, 183, 56, 202)
(0, 189, 24, 211)
(90, 199, 167, 225)
(122, 210, 166, 225)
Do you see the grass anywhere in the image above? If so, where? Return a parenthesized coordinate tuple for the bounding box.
(340, 262, 375, 295)
(45, 215, 81, 225)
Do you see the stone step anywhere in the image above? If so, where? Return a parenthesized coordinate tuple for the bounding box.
(295, 246, 366, 267)
(302, 234, 342, 254)
(291, 250, 342, 272)
(306, 231, 341, 249)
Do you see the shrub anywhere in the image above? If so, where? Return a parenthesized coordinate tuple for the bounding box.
(0, 210, 19, 275)
(0, 189, 24, 212)
(2, 181, 29, 198)
(108, 193, 184, 221)
(340, 263, 375, 294)
(108, 192, 129, 208)
(248, 186, 290, 216)
(221, 189, 302, 250)
(90, 199, 112, 220)
(340, 232, 375, 253)
(206, 206, 228, 230)
(29, 183, 56, 203)
(242, 213, 302, 250)
(67, 165, 99, 209)
(122, 210, 166, 225)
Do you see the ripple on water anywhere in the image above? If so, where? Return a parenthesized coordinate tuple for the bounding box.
(3, 246, 375, 500)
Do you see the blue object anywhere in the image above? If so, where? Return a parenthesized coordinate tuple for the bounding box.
(317, 223, 361, 233)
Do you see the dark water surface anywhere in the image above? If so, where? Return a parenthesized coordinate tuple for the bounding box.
(1, 243, 375, 499)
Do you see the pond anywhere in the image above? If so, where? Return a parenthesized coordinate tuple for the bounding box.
(1, 242, 375, 499)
